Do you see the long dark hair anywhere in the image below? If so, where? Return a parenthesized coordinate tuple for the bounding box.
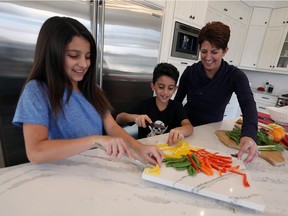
(27, 16, 112, 116)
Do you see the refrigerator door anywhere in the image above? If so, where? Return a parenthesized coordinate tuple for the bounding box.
(98, 0, 163, 117)
(0, 1, 92, 167)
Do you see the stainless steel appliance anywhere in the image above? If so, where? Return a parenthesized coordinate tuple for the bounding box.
(0, 0, 163, 167)
(171, 21, 200, 60)
(276, 95, 288, 107)
(97, 0, 162, 116)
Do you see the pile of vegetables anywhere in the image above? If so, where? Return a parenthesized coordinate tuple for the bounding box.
(268, 124, 288, 147)
(145, 141, 250, 188)
(226, 127, 285, 151)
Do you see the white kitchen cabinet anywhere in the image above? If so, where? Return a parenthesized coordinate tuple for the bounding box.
(167, 58, 196, 82)
(250, 8, 271, 26)
(205, 6, 247, 66)
(269, 7, 288, 27)
(158, 0, 175, 63)
(257, 27, 288, 71)
(208, 0, 251, 24)
(173, 0, 208, 28)
(240, 26, 267, 68)
(240, 8, 271, 68)
(253, 92, 278, 114)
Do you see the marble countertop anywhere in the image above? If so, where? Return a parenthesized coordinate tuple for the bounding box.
(0, 118, 287, 216)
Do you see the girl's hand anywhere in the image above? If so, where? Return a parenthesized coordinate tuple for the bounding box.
(237, 136, 259, 163)
(95, 136, 132, 160)
(135, 144, 164, 166)
(167, 129, 184, 145)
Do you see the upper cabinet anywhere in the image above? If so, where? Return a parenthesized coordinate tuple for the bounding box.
(240, 8, 271, 68)
(268, 7, 288, 27)
(257, 8, 288, 72)
(206, 1, 252, 66)
(174, 0, 208, 28)
(208, 0, 251, 24)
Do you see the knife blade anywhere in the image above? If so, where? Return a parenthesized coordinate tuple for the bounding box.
(93, 143, 151, 169)
(145, 120, 165, 129)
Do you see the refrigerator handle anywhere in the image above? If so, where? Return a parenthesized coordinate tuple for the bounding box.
(90, 0, 97, 41)
(90, 0, 104, 88)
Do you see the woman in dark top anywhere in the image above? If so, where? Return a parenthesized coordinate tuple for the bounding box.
(174, 21, 258, 163)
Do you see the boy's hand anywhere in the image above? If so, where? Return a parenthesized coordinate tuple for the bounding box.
(134, 115, 152, 128)
(167, 129, 184, 145)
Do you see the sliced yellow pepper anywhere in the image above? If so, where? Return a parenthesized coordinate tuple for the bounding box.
(144, 165, 160, 176)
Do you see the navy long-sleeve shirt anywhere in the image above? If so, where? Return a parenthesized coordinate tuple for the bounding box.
(174, 60, 258, 141)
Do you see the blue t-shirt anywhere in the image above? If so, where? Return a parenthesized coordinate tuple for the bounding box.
(13, 80, 103, 139)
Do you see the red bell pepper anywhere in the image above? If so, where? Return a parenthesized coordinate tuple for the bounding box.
(283, 134, 288, 147)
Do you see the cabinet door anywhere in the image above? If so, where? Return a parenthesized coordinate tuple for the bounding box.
(250, 8, 271, 26)
(269, 8, 288, 27)
(167, 58, 195, 81)
(224, 18, 246, 65)
(208, 1, 251, 24)
(257, 27, 284, 69)
(206, 7, 245, 66)
(275, 29, 288, 69)
(174, 0, 208, 28)
(240, 26, 267, 68)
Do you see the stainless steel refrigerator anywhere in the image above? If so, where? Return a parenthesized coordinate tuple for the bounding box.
(0, 0, 163, 167)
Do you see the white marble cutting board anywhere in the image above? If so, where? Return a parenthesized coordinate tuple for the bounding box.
(142, 149, 265, 212)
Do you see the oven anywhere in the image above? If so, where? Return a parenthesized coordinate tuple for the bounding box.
(276, 96, 288, 107)
(171, 21, 200, 60)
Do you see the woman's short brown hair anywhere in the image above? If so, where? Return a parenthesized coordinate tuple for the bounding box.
(198, 21, 230, 50)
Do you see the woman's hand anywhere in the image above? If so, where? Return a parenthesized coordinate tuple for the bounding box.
(167, 129, 184, 145)
(236, 136, 258, 163)
(135, 144, 164, 166)
(95, 136, 132, 160)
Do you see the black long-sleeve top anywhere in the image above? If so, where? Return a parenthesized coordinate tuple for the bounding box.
(174, 60, 258, 141)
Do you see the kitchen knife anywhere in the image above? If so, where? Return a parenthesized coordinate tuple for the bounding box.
(145, 120, 165, 129)
(93, 143, 150, 169)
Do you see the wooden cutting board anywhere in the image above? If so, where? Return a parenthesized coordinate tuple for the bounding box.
(215, 130, 286, 166)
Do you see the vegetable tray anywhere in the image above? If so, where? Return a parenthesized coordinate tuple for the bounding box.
(142, 147, 265, 212)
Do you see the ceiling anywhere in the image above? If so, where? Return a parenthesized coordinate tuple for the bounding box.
(241, 1, 288, 8)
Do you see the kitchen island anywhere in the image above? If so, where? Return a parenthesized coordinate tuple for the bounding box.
(0, 118, 287, 216)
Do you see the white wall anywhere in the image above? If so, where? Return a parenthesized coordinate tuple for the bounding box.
(243, 69, 288, 94)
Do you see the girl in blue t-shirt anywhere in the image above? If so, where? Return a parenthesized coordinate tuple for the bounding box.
(13, 16, 163, 165)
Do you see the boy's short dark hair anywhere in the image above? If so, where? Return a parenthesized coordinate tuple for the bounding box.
(152, 63, 179, 84)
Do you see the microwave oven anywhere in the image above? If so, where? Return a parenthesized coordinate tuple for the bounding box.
(171, 21, 200, 60)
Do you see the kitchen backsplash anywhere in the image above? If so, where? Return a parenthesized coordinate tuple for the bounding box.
(243, 69, 288, 94)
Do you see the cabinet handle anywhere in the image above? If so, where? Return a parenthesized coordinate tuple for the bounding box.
(239, 17, 243, 20)
(261, 97, 269, 100)
(224, 8, 228, 11)
(264, 22, 267, 24)
(180, 62, 188, 65)
(253, 64, 256, 66)
(259, 106, 266, 110)
(189, 15, 195, 19)
(283, 21, 286, 24)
